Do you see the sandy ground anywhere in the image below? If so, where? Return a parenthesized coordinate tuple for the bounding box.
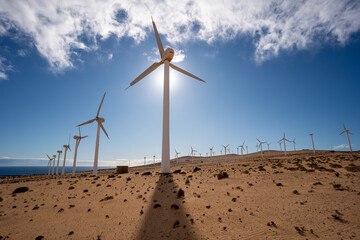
(0, 150, 359, 239)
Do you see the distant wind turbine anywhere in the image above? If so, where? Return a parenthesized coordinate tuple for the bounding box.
(340, 124, 353, 152)
(222, 144, 229, 160)
(240, 141, 246, 159)
(126, 18, 205, 174)
(292, 138, 296, 151)
(309, 133, 315, 153)
(209, 147, 214, 161)
(175, 150, 180, 164)
(144, 157, 146, 166)
(191, 146, 197, 163)
(256, 138, 266, 158)
(46, 154, 55, 175)
(278, 141, 282, 151)
(279, 132, 291, 155)
(153, 154, 156, 164)
(72, 127, 88, 177)
(77, 92, 109, 177)
(56, 150, 62, 175)
(246, 146, 248, 154)
(267, 142, 271, 150)
(51, 154, 56, 175)
(62, 135, 71, 176)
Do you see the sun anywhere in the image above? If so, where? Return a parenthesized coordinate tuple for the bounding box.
(151, 66, 180, 93)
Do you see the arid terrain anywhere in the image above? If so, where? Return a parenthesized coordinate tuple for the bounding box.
(0, 150, 359, 239)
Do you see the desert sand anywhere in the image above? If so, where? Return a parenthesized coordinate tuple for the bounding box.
(0, 150, 359, 239)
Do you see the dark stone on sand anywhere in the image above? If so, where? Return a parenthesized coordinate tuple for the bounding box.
(68, 186, 74, 190)
(100, 196, 114, 202)
(171, 204, 179, 210)
(193, 167, 201, 172)
(173, 220, 180, 228)
(13, 187, 29, 194)
(68, 231, 74, 236)
(177, 188, 185, 198)
(141, 172, 152, 176)
(35, 236, 44, 240)
(217, 171, 229, 180)
(153, 204, 161, 208)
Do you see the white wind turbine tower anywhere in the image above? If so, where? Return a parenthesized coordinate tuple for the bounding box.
(56, 150, 62, 175)
(190, 147, 197, 163)
(61, 136, 71, 176)
(51, 154, 56, 175)
(256, 138, 266, 158)
(240, 141, 245, 159)
(153, 154, 156, 165)
(309, 133, 315, 153)
(292, 138, 296, 151)
(175, 150, 180, 164)
(255, 143, 259, 152)
(236, 146, 240, 155)
(144, 157, 146, 165)
(77, 92, 109, 176)
(267, 142, 271, 150)
(72, 127, 88, 177)
(222, 144, 229, 160)
(126, 18, 205, 174)
(278, 141, 282, 151)
(279, 132, 291, 155)
(340, 124, 353, 152)
(209, 147, 214, 161)
(46, 154, 55, 175)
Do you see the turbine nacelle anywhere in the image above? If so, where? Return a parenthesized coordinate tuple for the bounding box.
(96, 117, 105, 123)
(161, 48, 174, 62)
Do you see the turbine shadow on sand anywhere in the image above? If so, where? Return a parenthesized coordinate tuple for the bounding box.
(135, 174, 199, 240)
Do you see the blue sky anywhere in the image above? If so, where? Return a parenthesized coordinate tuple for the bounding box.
(0, 0, 359, 166)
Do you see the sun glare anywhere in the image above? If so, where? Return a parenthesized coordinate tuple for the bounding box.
(150, 66, 180, 93)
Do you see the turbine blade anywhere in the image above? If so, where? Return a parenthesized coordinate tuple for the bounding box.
(81, 135, 88, 139)
(77, 118, 96, 127)
(169, 63, 206, 83)
(256, 138, 260, 142)
(46, 154, 51, 160)
(78, 126, 81, 137)
(68, 145, 71, 152)
(152, 18, 164, 58)
(97, 92, 106, 118)
(349, 132, 353, 135)
(343, 124, 346, 130)
(98, 121, 109, 139)
(339, 131, 345, 135)
(127, 62, 162, 89)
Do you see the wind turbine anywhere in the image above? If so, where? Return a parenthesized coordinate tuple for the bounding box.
(126, 18, 205, 174)
(46, 154, 55, 175)
(292, 138, 296, 151)
(309, 133, 315, 153)
(77, 92, 109, 176)
(278, 141, 282, 151)
(222, 144, 229, 160)
(72, 127, 88, 177)
(144, 157, 146, 166)
(256, 138, 266, 158)
(267, 142, 271, 151)
(255, 143, 259, 152)
(279, 132, 291, 155)
(340, 124, 353, 152)
(56, 150, 62, 175)
(240, 141, 245, 159)
(190, 147, 197, 163)
(61, 135, 71, 176)
(220, 149, 223, 155)
(51, 154, 56, 175)
(153, 154, 156, 164)
(209, 147, 214, 161)
(246, 146, 248, 154)
(175, 150, 180, 164)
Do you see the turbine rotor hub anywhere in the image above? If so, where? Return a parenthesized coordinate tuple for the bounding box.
(162, 48, 174, 62)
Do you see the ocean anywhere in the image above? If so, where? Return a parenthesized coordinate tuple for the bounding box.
(0, 166, 113, 176)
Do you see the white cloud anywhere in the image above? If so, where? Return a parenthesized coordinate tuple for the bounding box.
(332, 144, 351, 150)
(0, 0, 359, 74)
(108, 53, 113, 60)
(0, 57, 13, 80)
(17, 49, 27, 57)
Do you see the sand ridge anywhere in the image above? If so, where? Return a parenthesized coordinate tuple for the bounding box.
(0, 150, 359, 239)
